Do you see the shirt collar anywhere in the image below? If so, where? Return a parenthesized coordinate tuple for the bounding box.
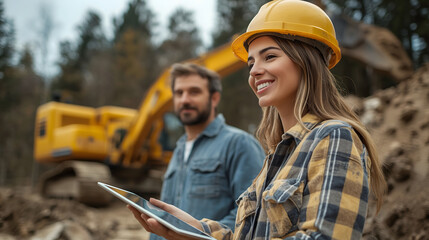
(282, 113, 321, 144)
(200, 114, 225, 138)
(178, 114, 225, 144)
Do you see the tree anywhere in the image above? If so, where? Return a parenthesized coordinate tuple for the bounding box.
(52, 10, 108, 104)
(112, 28, 150, 107)
(0, 44, 44, 186)
(36, 2, 55, 80)
(212, 0, 267, 48)
(210, 0, 268, 132)
(0, 0, 16, 186)
(157, 8, 202, 70)
(0, 1, 14, 67)
(111, 0, 158, 107)
(113, 0, 155, 42)
(75, 11, 107, 65)
(0, 0, 16, 110)
(83, 47, 116, 106)
(327, 0, 429, 68)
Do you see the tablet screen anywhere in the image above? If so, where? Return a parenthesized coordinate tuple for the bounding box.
(98, 182, 214, 240)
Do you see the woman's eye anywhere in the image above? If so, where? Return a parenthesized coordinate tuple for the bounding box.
(247, 63, 254, 71)
(265, 54, 276, 60)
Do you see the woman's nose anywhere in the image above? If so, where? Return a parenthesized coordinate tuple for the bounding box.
(249, 62, 264, 77)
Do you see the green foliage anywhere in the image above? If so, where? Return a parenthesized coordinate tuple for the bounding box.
(211, 0, 268, 48)
(76, 11, 107, 64)
(107, 0, 159, 108)
(0, 45, 44, 186)
(0, 1, 14, 69)
(113, 0, 155, 43)
(157, 8, 202, 70)
(210, 0, 268, 131)
(112, 28, 152, 107)
(0, 1, 16, 111)
(51, 11, 108, 104)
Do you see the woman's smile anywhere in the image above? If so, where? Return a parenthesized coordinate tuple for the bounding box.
(256, 80, 274, 92)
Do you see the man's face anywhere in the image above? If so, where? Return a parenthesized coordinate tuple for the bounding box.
(173, 74, 213, 126)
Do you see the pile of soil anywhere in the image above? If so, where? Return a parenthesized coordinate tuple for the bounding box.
(0, 64, 428, 240)
(0, 186, 149, 240)
(347, 63, 429, 240)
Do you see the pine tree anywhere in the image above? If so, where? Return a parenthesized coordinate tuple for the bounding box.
(212, 0, 267, 48)
(111, 0, 158, 107)
(113, 0, 155, 42)
(157, 8, 202, 70)
(210, 0, 268, 131)
(51, 10, 107, 104)
(0, 0, 16, 110)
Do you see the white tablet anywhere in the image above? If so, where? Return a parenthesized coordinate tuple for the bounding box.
(97, 182, 215, 240)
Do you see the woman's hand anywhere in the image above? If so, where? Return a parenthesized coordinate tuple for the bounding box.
(127, 198, 203, 240)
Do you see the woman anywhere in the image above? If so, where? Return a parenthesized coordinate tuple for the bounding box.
(128, 0, 386, 239)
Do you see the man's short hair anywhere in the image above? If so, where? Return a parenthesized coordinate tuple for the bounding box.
(170, 63, 222, 94)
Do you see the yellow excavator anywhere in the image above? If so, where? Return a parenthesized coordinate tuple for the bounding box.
(33, 13, 413, 206)
(34, 41, 246, 206)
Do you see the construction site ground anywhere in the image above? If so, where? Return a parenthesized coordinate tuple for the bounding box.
(0, 186, 150, 240)
(1, 64, 428, 240)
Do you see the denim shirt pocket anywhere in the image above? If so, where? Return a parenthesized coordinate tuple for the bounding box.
(262, 178, 303, 238)
(161, 167, 177, 203)
(189, 158, 222, 198)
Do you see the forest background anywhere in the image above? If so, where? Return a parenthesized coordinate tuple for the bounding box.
(0, 0, 428, 187)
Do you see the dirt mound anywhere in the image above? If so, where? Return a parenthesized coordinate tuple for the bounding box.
(0, 187, 149, 240)
(347, 63, 429, 240)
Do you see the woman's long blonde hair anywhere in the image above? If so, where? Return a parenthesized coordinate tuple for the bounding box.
(255, 36, 386, 211)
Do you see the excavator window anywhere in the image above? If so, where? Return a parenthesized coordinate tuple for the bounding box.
(38, 118, 46, 137)
(159, 113, 184, 151)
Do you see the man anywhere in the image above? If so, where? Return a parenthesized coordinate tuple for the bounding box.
(150, 63, 264, 240)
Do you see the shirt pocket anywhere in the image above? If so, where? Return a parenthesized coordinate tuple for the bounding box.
(189, 159, 222, 198)
(262, 178, 304, 238)
(161, 167, 177, 203)
(235, 188, 257, 235)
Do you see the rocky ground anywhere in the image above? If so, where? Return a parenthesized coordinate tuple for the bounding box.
(1, 64, 428, 240)
(0, 186, 149, 240)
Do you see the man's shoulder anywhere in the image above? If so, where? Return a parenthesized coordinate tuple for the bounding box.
(222, 124, 253, 138)
(218, 124, 262, 148)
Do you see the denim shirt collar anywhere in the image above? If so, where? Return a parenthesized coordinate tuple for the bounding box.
(177, 114, 225, 145)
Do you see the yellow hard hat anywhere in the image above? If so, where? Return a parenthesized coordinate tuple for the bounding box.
(231, 0, 341, 69)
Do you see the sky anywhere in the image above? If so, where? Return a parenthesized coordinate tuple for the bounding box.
(3, 0, 217, 77)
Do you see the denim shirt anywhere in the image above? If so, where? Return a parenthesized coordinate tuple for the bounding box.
(150, 114, 264, 240)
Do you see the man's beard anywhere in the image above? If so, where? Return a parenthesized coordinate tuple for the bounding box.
(176, 100, 212, 126)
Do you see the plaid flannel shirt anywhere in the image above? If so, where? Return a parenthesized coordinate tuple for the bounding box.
(201, 114, 371, 240)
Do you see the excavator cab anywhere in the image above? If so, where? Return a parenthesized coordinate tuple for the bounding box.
(34, 101, 137, 164)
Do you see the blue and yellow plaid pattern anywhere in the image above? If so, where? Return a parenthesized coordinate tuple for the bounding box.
(201, 114, 370, 240)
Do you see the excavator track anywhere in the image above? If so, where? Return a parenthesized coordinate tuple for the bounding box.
(38, 161, 112, 206)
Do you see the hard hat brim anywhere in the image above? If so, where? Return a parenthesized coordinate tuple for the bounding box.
(231, 28, 341, 69)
